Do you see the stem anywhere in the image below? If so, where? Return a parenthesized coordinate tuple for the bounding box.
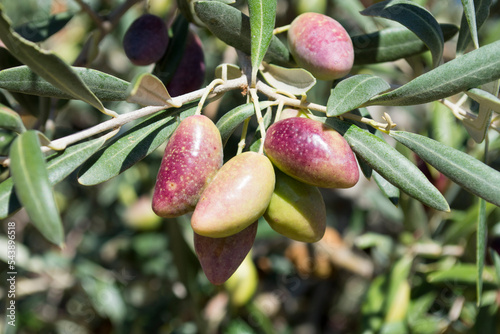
(273, 24, 290, 35)
(237, 117, 251, 155)
(250, 88, 266, 154)
(195, 79, 225, 115)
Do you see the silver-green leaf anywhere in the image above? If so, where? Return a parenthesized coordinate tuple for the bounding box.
(0, 104, 25, 133)
(260, 63, 316, 96)
(456, 0, 492, 54)
(126, 73, 180, 107)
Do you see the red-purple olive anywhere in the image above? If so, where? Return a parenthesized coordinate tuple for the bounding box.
(152, 115, 223, 218)
(194, 221, 257, 285)
(191, 151, 275, 238)
(264, 117, 359, 188)
(287, 13, 354, 80)
(123, 14, 169, 66)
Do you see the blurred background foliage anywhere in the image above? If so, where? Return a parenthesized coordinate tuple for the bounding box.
(0, 0, 500, 333)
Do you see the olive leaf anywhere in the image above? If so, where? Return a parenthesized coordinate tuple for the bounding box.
(259, 63, 316, 95)
(14, 11, 74, 43)
(456, 0, 493, 54)
(127, 73, 181, 107)
(477, 198, 487, 305)
(460, 0, 479, 50)
(0, 103, 25, 133)
(463, 82, 500, 143)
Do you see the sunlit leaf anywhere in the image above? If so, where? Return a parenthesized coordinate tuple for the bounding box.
(367, 40, 500, 106)
(0, 103, 25, 133)
(427, 264, 498, 285)
(457, 0, 493, 54)
(460, 0, 479, 49)
(260, 62, 316, 95)
(9, 130, 63, 246)
(389, 131, 500, 206)
(327, 74, 390, 116)
(361, 0, 444, 68)
(0, 8, 104, 112)
(14, 11, 74, 43)
(463, 81, 500, 143)
(323, 118, 450, 212)
(248, 0, 277, 86)
(126, 73, 181, 107)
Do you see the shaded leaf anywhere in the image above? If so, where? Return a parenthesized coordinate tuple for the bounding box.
(361, 0, 444, 68)
(373, 170, 400, 206)
(0, 136, 106, 219)
(491, 249, 500, 285)
(14, 11, 74, 43)
(215, 63, 242, 81)
(367, 40, 500, 106)
(126, 73, 180, 107)
(9, 130, 63, 246)
(427, 264, 497, 285)
(0, 103, 25, 133)
(248, 0, 277, 86)
(466, 87, 500, 113)
(194, 1, 293, 67)
(477, 198, 487, 305)
(0, 8, 104, 111)
(352, 24, 458, 65)
(327, 74, 390, 116)
(460, 0, 479, 49)
(389, 131, 500, 206)
(463, 81, 500, 143)
(0, 65, 130, 101)
(260, 63, 316, 95)
(78, 104, 197, 186)
(457, 0, 493, 54)
(323, 118, 450, 212)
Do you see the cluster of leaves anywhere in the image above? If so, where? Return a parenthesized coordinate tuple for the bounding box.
(0, 0, 500, 333)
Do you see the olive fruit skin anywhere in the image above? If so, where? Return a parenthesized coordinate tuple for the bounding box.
(166, 31, 206, 97)
(287, 12, 354, 80)
(194, 221, 257, 285)
(191, 151, 275, 238)
(264, 169, 326, 243)
(264, 117, 359, 188)
(152, 115, 223, 218)
(123, 14, 169, 66)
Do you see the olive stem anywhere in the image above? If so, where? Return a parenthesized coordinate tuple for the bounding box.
(273, 24, 290, 35)
(250, 88, 267, 154)
(237, 117, 251, 155)
(195, 79, 225, 115)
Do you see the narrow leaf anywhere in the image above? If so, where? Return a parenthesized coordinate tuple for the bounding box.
(323, 118, 450, 212)
(352, 24, 458, 65)
(126, 73, 180, 107)
(0, 8, 104, 112)
(367, 40, 500, 106)
(389, 131, 500, 206)
(457, 0, 492, 54)
(248, 0, 277, 86)
(463, 82, 500, 143)
(327, 74, 390, 116)
(361, 0, 444, 68)
(477, 198, 487, 305)
(427, 264, 497, 285)
(14, 11, 74, 43)
(260, 62, 316, 95)
(373, 170, 400, 206)
(0, 65, 130, 101)
(215, 63, 242, 81)
(490, 249, 500, 286)
(78, 105, 197, 186)
(194, 1, 293, 67)
(466, 87, 500, 113)
(9, 130, 63, 246)
(0, 103, 25, 133)
(0, 136, 106, 219)
(460, 0, 479, 49)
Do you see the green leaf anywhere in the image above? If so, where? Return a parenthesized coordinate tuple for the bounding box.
(0, 136, 106, 219)
(490, 249, 500, 286)
(352, 24, 458, 65)
(457, 0, 493, 54)
(367, 40, 500, 106)
(14, 11, 74, 43)
(78, 104, 197, 186)
(259, 62, 316, 95)
(463, 82, 500, 143)
(427, 264, 498, 285)
(215, 63, 243, 81)
(361, 0, 444, 68)
(323, 118, 450, 212)
(327, 74, 390, 116)
(477, 198, 487, 305)
(248, 0, 277, 86)
(0, 8, 104, 112)
(373, 170, 400, 206)
(194, 1, 293, 67)
(216, 101, 274, 145)
(389, 131, 500, 206)
(0, 65, 130, 101)
(9, 130, 63, 246)
(0, 103, 25, 133)
(126, 73, 180, 107)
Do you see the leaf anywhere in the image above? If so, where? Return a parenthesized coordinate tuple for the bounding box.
(352, 24, 458, 65)
(456, 0, 493, 54)
(466, 87, 500, 113)
(248, 0, 277, 86)
(361, 0, 444, 68)
(477, 198, 487, 305)
(216, 101, 275, 145)
(366, 40, 500, 106)
(0, 136, 106, 219)
(389, 131, 500, 206)
(463, 82, 500, 143)
(427, 264, 498, 285)
(0, 103, 25, 133)
(259, 62, 316, 95)
(460, 0, 479, 50)
(194, 1, 293, 67)
(14, 11, 74, 43)
(327, 74, 390, 116)
(323, 118, 450, 212)
(78, 104, 197, 186)
(0, 65, 130, 101)
(491, 249, 500, 286)
(215, 63, 242, 81)
(9, 130, 63, 246)
(0, 8, 104, 112)
(126, 73, 180, 107)
(373, 170, 400, 206)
